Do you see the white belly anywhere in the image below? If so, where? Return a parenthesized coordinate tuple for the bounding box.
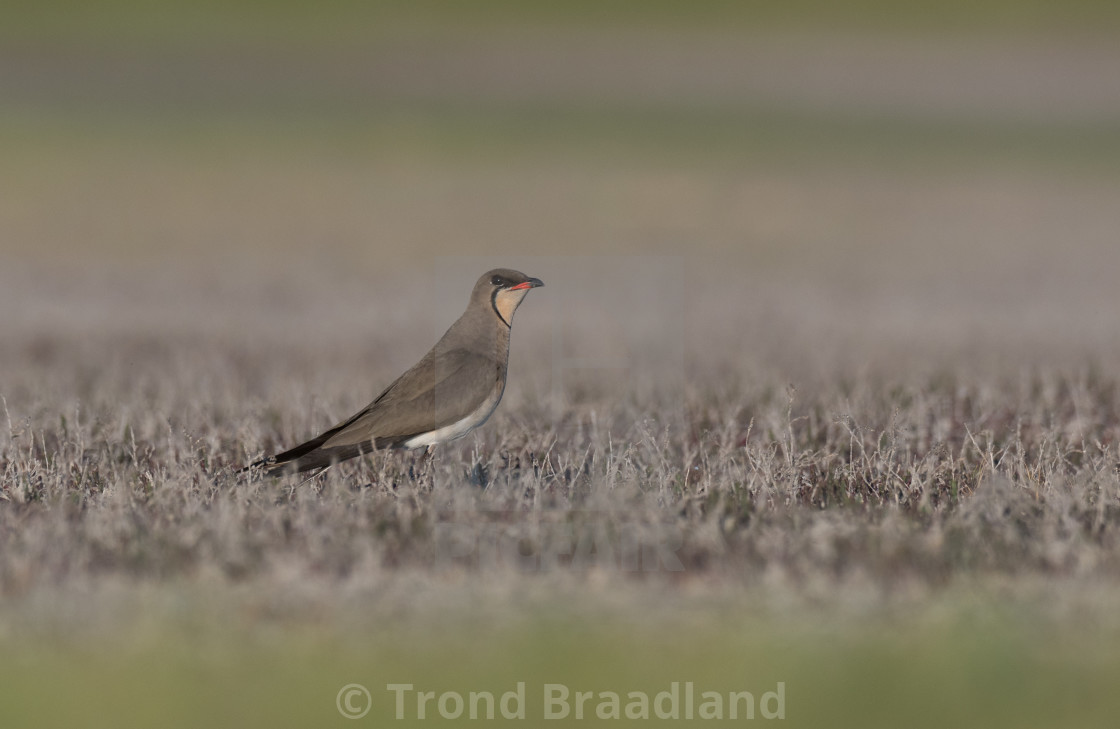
(401, 386, 504, 449)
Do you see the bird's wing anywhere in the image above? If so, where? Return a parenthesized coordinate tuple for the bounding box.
(319, 347, 499, 450)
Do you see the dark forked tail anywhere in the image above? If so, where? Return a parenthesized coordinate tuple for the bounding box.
(240, 427, 371, 476)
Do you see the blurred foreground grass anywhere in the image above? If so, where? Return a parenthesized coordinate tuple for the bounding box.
(4, 587, 1120, 729)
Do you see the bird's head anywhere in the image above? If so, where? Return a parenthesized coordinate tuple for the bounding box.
(476, 268, 544, 327)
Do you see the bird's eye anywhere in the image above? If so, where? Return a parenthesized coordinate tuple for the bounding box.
(491, 275, 504, 286)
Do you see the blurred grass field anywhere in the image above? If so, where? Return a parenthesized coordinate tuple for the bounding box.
(5, 588, 1120, 728)
(7, 0, 1120, 41)
(4, 2, 1120, 727)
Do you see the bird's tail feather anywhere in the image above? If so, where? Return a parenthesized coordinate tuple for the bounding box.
(240, 442, 371, 476)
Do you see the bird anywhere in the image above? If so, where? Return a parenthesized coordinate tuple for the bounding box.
(243, 268, 544, 477)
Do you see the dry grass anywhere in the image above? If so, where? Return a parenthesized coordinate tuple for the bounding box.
(6, 259, 1120, 727)
(3, 257, 1120, 604)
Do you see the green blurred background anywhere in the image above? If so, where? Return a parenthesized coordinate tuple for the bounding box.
(5, 0, 1120, 270)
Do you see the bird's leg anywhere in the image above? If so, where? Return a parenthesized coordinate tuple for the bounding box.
(413, 445, 436, 491)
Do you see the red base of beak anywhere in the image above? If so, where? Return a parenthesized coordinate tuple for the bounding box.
(509, 277, 544, 291)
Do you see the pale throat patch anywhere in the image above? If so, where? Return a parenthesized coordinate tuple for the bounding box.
(493, 288, 528, 326)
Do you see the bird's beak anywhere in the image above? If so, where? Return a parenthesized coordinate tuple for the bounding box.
(509, 277, 544, 291)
